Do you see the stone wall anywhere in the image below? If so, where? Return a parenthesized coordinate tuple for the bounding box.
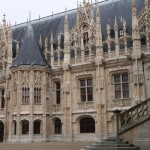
(119, 120, 150, 150)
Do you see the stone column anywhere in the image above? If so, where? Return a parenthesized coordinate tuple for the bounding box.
(29, 70, 34, 142)
(42, 71, 47, 141)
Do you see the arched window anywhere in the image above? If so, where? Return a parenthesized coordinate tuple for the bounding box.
(70, 50, 75, 58)
(13, 120, 17, 135)
(54, 51, 58, 61)
(22, 120, 29, 135)
(103, 43, 108, 52)
(55, 118, 62, 134)
(0, 89, 5, 109)
(55, 82, 61, 104)
(34, 120, 41, 134)
(80, 117, 95, 133)
(83, 32, 89, 45)
(119, 39, 125, 49)
(84, 48, 89, 56)
(60, 51, 64, 60)
(141, 35, 146, 45)
(0, 121, 4, 142)
(111, 42, 115, 51)
(110, 29, 115, 38)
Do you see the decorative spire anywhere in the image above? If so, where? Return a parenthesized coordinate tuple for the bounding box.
(39, 34, 42, 48)
(123, 19, 127, 35)
(65, 8, 68, 24)
(16, 43, 19, 54)
(132, 0, 136, 16)
(50, 31, 53, 44)
(50, 32, 54, 68)
(12, 12, 48, 67)
(96, 0, 100, 23)
(145, 0, 149, 9)
(58, 33, 61, 49)
(145, 0, 149, 6)
(114, 16, 118, 31)
(3, 14, 6, 27)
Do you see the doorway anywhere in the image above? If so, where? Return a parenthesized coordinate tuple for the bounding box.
(0, 121, 4, 142)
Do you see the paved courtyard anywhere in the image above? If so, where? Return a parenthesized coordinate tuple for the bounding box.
(0, 142, 92, 150)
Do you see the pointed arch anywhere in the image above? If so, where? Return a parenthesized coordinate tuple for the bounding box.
(21, 120, 29, 135)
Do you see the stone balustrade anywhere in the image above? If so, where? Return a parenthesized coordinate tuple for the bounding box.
(117, 98, 150, 133)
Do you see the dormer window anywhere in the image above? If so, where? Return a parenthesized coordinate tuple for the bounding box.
(119, 29, 124, 36)
(83, 32, 89, 45)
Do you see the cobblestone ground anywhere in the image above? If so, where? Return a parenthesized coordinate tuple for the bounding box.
(0, 142, 92, 150)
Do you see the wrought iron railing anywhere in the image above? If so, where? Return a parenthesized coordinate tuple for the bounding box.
(117, 98, 150, 134)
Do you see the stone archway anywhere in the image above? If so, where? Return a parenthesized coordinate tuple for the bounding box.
(0, 121, 4, 142)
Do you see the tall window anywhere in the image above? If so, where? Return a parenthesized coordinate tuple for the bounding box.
(13, 120, 17, 135)
(80, 79, 93, 102)
(56, 82, 61, 104)
(114, 73, 129, 99)
(22, 120, 29, 135)
(34, 120, 41, 134)
(34, 87, 41, 104)
(83, 32, 89, 45)
(22, 87, 30, 104)
(80, 117, 95, 133)
(0, 90, 5, 109)
(55, 118, 62, 134)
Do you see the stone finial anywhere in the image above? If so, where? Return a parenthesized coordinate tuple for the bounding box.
(44, 36, 48, 48)
(107, 24, 111, 33)
(145, 0, 149, 5)
(3, 13, 6, 27)
(39, 34, 42, 48)
(50, 31, 53, 44)
(132, 0, 137, 15)
(123, 19, 127, 32)
(16, 43, 19, 53)
(114, 17, 118, 31)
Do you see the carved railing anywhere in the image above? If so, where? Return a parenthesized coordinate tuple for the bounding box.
(141, 45, 149, 53)
(21, 105, 30, 112)
(112, 99, 131, 108)
(76, 57, 81, 64)
(0, 109, 5, 116)
(0, 70, 6, 77)
(109, 51, 116, 59)
(34, 105, 42, 112)
(52, 104, 61, 112)
(119, 49, 125, 57)
(127, 47, 132, 55)
(76, 102, 94, 111)
(117, 98, 150, 134)
(53, 60, 63, 67)
(103, 52, 109, 59)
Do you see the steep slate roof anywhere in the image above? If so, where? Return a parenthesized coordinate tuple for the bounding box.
(12, 20, 48, 67)
(12, 0, 144, 55)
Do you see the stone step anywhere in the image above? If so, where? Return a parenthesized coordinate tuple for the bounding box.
(81, 137, 140, 150)
(90, 143, 134, 147)
(96, 141, 128, 145)
(83, 146, 139, 150)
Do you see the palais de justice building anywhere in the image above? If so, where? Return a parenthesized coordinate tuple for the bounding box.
(0, 0, 149, 143)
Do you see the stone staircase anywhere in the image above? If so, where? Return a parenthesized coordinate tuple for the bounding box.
(81, 137, 140, 150)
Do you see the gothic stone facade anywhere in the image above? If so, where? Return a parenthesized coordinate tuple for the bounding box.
(0, 0, 150, 143)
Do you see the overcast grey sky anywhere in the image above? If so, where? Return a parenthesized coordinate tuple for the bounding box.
(0, 0, 104, 25)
